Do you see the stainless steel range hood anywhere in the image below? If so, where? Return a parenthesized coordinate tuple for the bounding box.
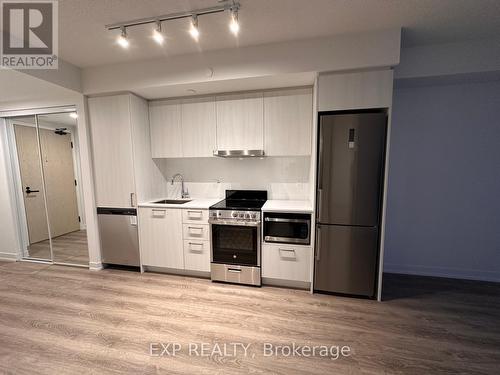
(213, 150, 265, 158)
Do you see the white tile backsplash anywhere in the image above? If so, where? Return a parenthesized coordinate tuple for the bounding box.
(159, 156, 311, 200)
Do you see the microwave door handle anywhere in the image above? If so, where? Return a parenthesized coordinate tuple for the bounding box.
(264, 217, 310, 223)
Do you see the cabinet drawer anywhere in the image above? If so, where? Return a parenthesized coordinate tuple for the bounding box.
(183, 240, 210, 272)
(182, 209, 209, 224)
(183, 224, 209, 240)
(262, 244, 311, 282)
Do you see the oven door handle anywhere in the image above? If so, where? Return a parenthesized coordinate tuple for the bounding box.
(264, 217, 310, 224)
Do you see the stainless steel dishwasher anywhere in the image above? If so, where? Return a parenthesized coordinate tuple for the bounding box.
(97, 207, 140, 267)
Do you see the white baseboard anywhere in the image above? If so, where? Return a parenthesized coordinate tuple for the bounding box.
(384, 263, 500, 283)
(88, 262, 103, 271)
(0, 252, 18, 261)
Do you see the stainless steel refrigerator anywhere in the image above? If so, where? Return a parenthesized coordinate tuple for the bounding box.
(315, 112, 387, 298)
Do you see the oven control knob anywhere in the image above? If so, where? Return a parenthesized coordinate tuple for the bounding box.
(251, 213, 257, 219)
(239, 213, 245, 218)
(232, 212, 238, 218)
(245, 213, 250, 219)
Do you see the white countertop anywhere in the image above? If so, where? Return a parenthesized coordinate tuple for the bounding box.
(139, 198, 221, 209)
(262, 200, 314, 214)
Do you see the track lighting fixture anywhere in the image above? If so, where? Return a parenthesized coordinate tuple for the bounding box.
(229, 8, 239, 35)
(117, 26, 129, 48)
(106, 1, 241, 48)
(152, 20, 165, 45)
(189, 15, 200, 41)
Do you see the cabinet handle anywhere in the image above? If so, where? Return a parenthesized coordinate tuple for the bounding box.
(227, 268, 241, 273)
(279, 248, 296, 259)
(130, 192, 135, 207)
(188, 242, 204, 252)
(188, 226, 203, 232)
(152, 209, 166, 216)
(187, 210, 203, 218)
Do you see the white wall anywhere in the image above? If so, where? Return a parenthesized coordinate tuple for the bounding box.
(82, 29, 401, 97)
(156, 156, 310, 200)
(384, 79, 500, 282)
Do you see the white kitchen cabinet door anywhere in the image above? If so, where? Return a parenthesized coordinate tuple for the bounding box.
(183, 240, 210, 272)
(264, 88, 313, 156)
(262, 244, 311, 282)
(88, 95, 136, 208)
(216, 92, 264, 150)
(138, 207, 184, 269)
(181, 97, 216, 157)
(149, 99, 182, 158)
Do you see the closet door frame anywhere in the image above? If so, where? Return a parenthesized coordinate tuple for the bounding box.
(3, 106, 89, 267)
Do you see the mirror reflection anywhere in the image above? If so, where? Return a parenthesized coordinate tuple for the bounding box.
(9, 111, 89, 266)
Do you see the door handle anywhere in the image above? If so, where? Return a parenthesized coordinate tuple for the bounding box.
(130, 192, 135, 207)
(25, 186, 40, 194)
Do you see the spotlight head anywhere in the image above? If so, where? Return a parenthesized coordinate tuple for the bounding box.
(229, 8, 239, 35)
(117, 26, 129, 48)
(189, 14, 199, 40)
(153, 20, 164, 45)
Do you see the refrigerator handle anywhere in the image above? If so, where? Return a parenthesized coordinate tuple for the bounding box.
(315, 226, 321, 261)
(317, 129, 324, 189)
(316, 189, 322, 220)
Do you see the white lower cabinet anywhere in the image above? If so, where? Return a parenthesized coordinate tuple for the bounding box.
(182, 209, 210, 272)
(262, 243, 311, 282)
(183, 240, 210, 272)
(138, 207, 184, 269)
(139, 207, 212, 273)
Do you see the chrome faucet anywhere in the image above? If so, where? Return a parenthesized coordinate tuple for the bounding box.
(171, 173, 189, 198)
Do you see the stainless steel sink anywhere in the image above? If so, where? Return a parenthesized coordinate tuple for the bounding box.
(153, 199, 192, 204)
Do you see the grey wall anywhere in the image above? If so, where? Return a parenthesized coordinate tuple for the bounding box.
(384, 80, 500, 282)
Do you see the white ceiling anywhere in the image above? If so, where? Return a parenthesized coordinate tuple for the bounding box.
(59, 0, 500, 68)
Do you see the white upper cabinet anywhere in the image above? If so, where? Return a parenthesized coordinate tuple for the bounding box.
(215, 92, 264, 150)
(88, 94, 162, 208)
(264, 88, 313, 156)
(149, 99, 182, 158)
(318, 69, 393, 111)
(181, 97, 216, 157)
(88, 95, 136, 208)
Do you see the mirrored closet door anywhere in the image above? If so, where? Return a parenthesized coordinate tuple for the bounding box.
(8, 111, 89, 266)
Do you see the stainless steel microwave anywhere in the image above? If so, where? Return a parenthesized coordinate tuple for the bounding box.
(263, 212, 311, 245)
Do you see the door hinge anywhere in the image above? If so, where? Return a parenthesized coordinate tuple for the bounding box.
(74, 179, 77, 186)
(78, 216, 81, 223)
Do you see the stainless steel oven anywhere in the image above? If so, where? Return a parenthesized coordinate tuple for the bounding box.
(209, 190, 267, 287)
(210, 212, 261, 286)
(263, 212, 311, 245)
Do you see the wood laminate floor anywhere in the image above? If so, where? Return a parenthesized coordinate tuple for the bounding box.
(27, 230, 89, 265)
(0, 261, 498, 374)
